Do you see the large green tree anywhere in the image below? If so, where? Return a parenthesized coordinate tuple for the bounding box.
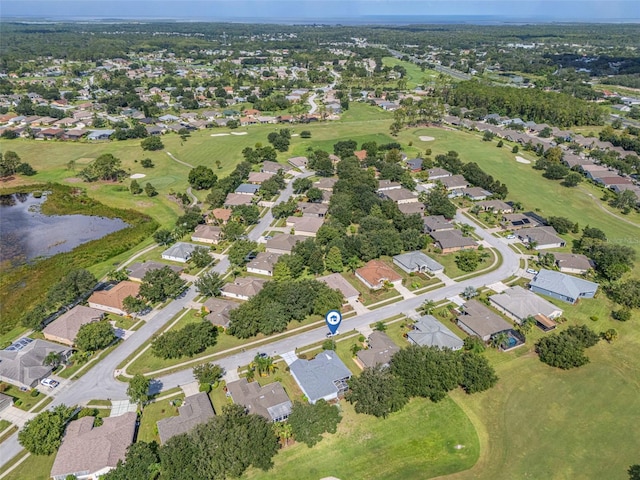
(75, 319, 116, 352)
(127, 374, 151, 406)
(188, 165, 218, 190)
(140, 266, 186, 302)
(18, 405, 76, 455)
(288, 400, 341, 447)
(103, 442, 160, 480)
(346, 366, 408, 418)
(195, 271, 224, 297)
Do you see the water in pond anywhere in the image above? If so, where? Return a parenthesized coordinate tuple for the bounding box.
(0, 192, 128, 265)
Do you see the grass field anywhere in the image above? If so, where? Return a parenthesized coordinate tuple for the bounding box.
(382, 57, 440, 89)
(0, 453, 55, 480)
(244, 397, 479, 480)
(137, 392, 184, 444)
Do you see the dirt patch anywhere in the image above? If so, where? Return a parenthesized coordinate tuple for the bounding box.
(419, 135, 435, 142)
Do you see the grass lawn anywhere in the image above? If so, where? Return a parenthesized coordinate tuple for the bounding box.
(137, 393, 184, 444)
(0, 383, 45, 411)
(383, 319, 413, 349)
(0, 424, 18, 444)
(208, 382, 231, 415)
(382, 57, 440, 89)
(108, 313, 138, 331)
(428, 248, 495, 280)
(0, 453, 55, 480)
(244, 397, 479, 480)
(333, 339, 363, 376)
(343, 272, 399, 306)
(254, 368, 306, 403)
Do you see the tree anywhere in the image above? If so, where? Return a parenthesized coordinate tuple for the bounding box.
(43, 351, 63, 368)
(629, 465, 640, 480)
(322, 339, 337, 351)
(228, 240, 258, 267)
(511, 145, 519, 153)
(456, 249, 480, 272)
(130, 179, 142, 195)
(122, 295, 147, 315)
(140, 266, 186, 303)
(611, 190, 638, 213)
(0, 150, 21, 178)
(193, 362, 224, 387)
(79, 153, 124, 182)
(535, 326, 599, 369)
(152, 321, 218, 359)
(612, 307, 633, 321)
(250, 354, 276, 377)
(188, 166, 217, 190)
(47, 269, 97, 307)
(418, 299, 436, 315)
(127, 374, 151, 406)
(103, 442, 160, 480)
(141, 136, 164, 151)
(288, 400, 341, 447)
(222, 220, 246, 241)
(292, 177, 312, 194)
(16, 162, 36, 176)
(543, 164, 569, 180)
(195, 272, 224, 297)
(306, 187, 323, 203)
(232, 204, 260, 225)
(190, 246, 212, 268)
(482, 130, 495, 142)
(145, 182, 158, 197)
(346, 366, 408, 418)
(547, 216, 574, 234)
(601, 328, 618, 343)
(324, 246, 344, 273)
(140, 158, 154, 168)
(75, 320, 116, 352)
(462, 286, 478, 300)
(562, 172, 583, 187)
(496, 140, 504, 148)
(423, 187, 457, 219)
(153, 229, 173, 245)
(459, 353, 498, 394)
(18, 405, 76, 455)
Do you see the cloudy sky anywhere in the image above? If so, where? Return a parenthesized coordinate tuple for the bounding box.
(2, 0, 637, 21)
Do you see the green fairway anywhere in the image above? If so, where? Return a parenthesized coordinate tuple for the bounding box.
(244, 397, 479, 480)
(382, 57, 440, 89)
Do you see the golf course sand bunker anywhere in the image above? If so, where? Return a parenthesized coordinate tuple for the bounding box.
(130, 173, 146, 179)
(419, 135, 435, 142)
(211, 133, 230, 137)
(231, 132, 248, 135)
(515, 156, 531, 164)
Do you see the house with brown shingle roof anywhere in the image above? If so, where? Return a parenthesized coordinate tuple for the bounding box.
(208, 208, 232, 225)
(355, 331, 400, 369)
(285, 216, 324, 236)
(246, 252, 281, 276)
(247, 171, 274, 184)
(203, 298, 240, 328)
(317, 273, 359, 302)
(224, 193, 254, 207)
(88, 281, 141, 316)
(220, 277, 267, 301)
(297, 202, 328, 218)
(265, 233, 306, 254)
(355, 260, 402, 290)
(191, 224, 223, 244)
(50, 412, 137, 480)
(156, 392, 215, 445)
(42, 306, 104, 346)
(226, 378, 292, 422)
(430, 230, 479, 254)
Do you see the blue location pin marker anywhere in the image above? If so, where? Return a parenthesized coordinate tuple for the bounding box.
(325, 310, 342, 336)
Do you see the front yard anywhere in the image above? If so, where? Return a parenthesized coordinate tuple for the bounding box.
(343, 272, 400, 306)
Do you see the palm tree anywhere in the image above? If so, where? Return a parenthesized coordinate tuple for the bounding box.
(273, 421, 293, 446)
(418, 299, 436, 316)
(491, 332, 509, 350)
(251, 354, 276, 377)
(43, 351, 63, 368)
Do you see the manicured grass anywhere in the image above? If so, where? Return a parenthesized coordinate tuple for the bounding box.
(0, 453, 55, 480)
(137, 393, 184, 444)
(428, 247, 495, 280)
(254, 368, 305, 403)
(342, 272, 399, 306)
(0, 383, 45, 411)
(108, 313, 138, 331)
(333, 338, 363, 376)
(30, 396, 54, 413)
(86, 399, 112, 407)
(382, 57, 440, 89)
(58, 341, 121, 380)
(0, 424, 18, 444)
(208, 383, 231, 415)
(244, 397, 479, 480)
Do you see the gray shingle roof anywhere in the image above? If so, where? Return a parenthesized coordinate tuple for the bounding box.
(290, 351, 352, 404)
(393, 251, 444, 273)
(489, 286, 563, 322)
(0, 339, 70, 388)
(458, 300, 512, 339)
(530, 269, 599, 301)
(162, 242, 197, 261)
(127, 261, 182, 281)
(408, 315, 464, 350)
(157, 392, 215, 444)
(226, 378, 292, 422)
(356, 331, 400, 368)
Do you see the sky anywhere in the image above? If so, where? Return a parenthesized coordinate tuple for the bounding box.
(1, 0, 638, 22)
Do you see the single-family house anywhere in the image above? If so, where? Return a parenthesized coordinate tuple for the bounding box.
(156, 392, 215, 444)
(501, 213, 541, 230)
(317, 273, 360, 303)
(246, 252, 281, 276)
(552, 252, 594, 274)
(161, 242, 198, 263)
(50, 412, 137, 480)
(517, 227, 566, 250)
(439, 175, 469, 191)
(288, 156, 308, 169)
(220, 277, 267, 301)
(423, 215, 454, 233)
(354, 150, 368, 162)
(289, 350, 352, 404)
(203, 298, 239, 329)
(208, 208, 232, 225)
(462, 187, 492, 201)
(266, 234, 306, 254)
(355, 331, 400, 369)
(430, 230, 479, 254)
(127, 261, 182, 282)
(380, 187, 419, 204)
(87, 129, 114, 140)
(457, 300, 512, 342)
(247, 172, 274, 184)
(355, 260, 403, 290)
(226, 379, 292, 422)
(407, 315, 464, 350)
(313, 177, 338, 191)
(88, 281, 141, 316)
(393, 251, 444, 274)
(476, 200, 513, 214)
(489, 286, 562, 328)
(405, 158, 423, 172)
(530, 269, 599, 304)
(261, 161, 290, 175)
(297, 202, 328, 218)
(285, 216, 324, 236)
(191, 224, 223, 244)
(426, 168, 452, 180)
(224, 193, 254, 207)
(42, 306, 104, 346)
(235, 183, 261, 196)
(0, 339, 71, 389)
(377, 179, 402, 191)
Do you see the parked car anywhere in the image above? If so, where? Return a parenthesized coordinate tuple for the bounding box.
(256, 352, 268, 359)
(506, 234, 516, 239)
(40, 378, 59, 388)
(526, 268, 538, 275)
(264, 235, 273, 240)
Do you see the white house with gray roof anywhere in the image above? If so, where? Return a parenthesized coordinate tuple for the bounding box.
(408, 315, 464, 351)
(530, 269, 599, 304)
(289, 351, 352, 404)
(393, 251, 444, 274)
(161, 242, 198, 263)
(489, 286, 563, 325)
(0, 339, 71, 388)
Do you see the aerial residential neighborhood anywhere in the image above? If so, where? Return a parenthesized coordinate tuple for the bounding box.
(0, 5, 639, 480)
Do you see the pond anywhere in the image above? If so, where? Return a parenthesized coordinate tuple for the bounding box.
(0, 192, 128, 265)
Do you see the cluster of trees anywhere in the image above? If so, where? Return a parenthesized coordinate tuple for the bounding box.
(242, 144, 278, 164)
(80, 153, 125, 182)
(287, 400, 342, 447)
(227, 279, 344, 338)
(206, 161, 252, 208)
(75, 319, 117, 352)
(139, 266, 187, 303)
(576, 227, 636, 282)
(129, 179, 157, 197)
(140, 136, 164, 151)
(152, 321, 218, 359)
(18, 405, 78, 455)
(0, 151, 36, 178)
(599, 125, 640, 155)
(608, 279, 640, 313)
(111, 123, 148, 141)
(104, 405, 278, 480)
(447, 81, 606, 127)
(346, 345, 498, 418)
(188, 165, 217, 190)
(267, 129, 291, 152)
(535, 325, 600, 369)
(21, 268, 97, 330)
